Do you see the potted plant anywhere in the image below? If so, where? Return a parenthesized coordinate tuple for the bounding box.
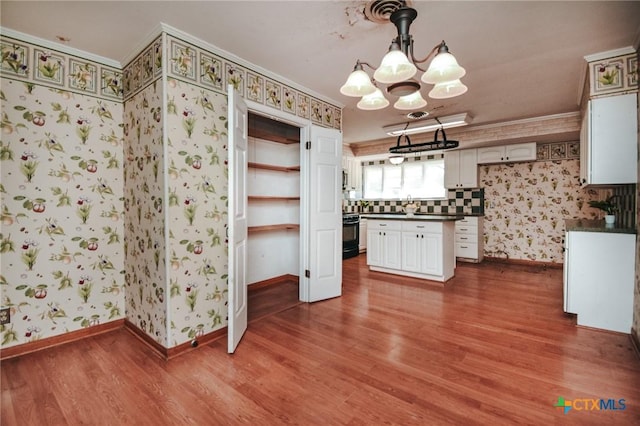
(588, 196, 617, 224)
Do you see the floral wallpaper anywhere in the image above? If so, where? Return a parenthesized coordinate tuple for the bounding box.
(123, 45, 229, 348)
(164, 79, 228, 347)
(0, 79, 124, 349)
(480, 159, 607, 263)
(123, 82, 167, 345)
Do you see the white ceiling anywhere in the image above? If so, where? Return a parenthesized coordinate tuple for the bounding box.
(2, 1, 639, 145)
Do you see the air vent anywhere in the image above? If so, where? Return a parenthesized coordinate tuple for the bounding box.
(363, 0, 412, 24)
(407, 111, 429, 120)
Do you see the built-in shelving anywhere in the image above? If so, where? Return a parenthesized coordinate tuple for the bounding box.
(247, 112, 301, 285)
(248, 224, 299, 233)
(248, 195, 300, 201)
(248, 162, 300, 172)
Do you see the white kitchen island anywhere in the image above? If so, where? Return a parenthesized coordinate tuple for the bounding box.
(362, 214, 462, 282)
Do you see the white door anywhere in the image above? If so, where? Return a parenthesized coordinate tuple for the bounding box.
(307, 126, 342, 302)
(227, 86, 248, 353)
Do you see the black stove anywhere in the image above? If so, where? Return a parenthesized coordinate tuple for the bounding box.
(342, 214, 360, 259)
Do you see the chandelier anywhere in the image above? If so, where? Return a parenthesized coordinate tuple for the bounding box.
(340, 1, 467, 110)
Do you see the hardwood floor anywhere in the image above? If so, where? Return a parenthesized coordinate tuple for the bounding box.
(248, 279, 300, 323)
(2, 255, 639, 425)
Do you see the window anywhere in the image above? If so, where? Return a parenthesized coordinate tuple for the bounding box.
(363, 158, 446, 199)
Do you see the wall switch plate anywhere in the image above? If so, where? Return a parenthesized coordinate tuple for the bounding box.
(0, 307, 10, 325)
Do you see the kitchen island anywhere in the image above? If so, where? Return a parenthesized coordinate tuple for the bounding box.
(361, 214, 463, 282)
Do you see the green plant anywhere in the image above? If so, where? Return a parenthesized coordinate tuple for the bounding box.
(588, 196, 617, 215)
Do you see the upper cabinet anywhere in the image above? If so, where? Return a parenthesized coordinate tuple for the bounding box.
(476, 142, 537, 164)
(580, 93, 638, 186)
(444, 149, 478, 189)
(342, 155, 362, 192)
(579, 49, 638, 186)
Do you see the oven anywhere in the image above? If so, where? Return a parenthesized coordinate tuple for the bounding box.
(343, 214, 360, 259)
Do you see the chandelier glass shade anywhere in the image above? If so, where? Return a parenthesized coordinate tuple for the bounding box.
(357, 87, 390, 110)
(394, 90, 427, 110)
(340, 2, 467, 111)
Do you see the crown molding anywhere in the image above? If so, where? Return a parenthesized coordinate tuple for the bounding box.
(158, 23, 343, 108)
(583, 46, 636, 63)
(120, 22, 164, 67)
(0, 26, 121, 68)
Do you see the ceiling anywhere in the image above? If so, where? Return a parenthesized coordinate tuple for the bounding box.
(2, 1, 639, 145)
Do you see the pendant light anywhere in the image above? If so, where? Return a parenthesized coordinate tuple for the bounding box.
(340, 2, 468, 111)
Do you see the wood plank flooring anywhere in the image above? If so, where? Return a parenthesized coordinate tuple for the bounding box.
(2, 255, 639, 425)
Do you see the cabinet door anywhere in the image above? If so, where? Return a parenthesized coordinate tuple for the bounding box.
(476, 146, 505, 164)
(366, 229, 383, 267)
(383, 230, 402, 270)
(504, 142, 536, 162)
(579, 113, 589, 186)
(359, 219, 367, 252)
(422, 233, 442, 275)
(590, 93, 638, 184)
(443, 151, 461, 189)
(458, 149, 478, 188)
(401, 232, 421, 272)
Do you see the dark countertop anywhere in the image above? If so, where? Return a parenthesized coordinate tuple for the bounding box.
(565, 219, 636, 235)
(361, 214, 464, 222)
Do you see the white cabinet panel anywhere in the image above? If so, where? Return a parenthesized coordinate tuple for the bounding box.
(564, 231, 635, 333)
(359, 219, 367, 253)
(444, 149, 478, 189)
(454, 216, 483, 262)
(367, 220, 401, 269)
(581, 93, 638, 185)
(477, 143, 536, 164)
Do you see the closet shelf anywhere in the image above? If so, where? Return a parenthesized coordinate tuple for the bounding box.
(248, 162, 300, 172)
(248, 195, 300, 201)
(248, 224, 299, 233)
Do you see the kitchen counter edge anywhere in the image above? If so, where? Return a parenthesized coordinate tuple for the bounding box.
(565, 219, 636, 235)
(361, 214, 464, 222)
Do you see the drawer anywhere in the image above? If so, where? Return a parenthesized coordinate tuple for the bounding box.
(456, 242, 478, 258)
(455, 224, 478, 234)
(457, 216, 479, 226)
(367, 220, 402, 231)
(401, 221, 442, 233)
(456, 233, 478, 244)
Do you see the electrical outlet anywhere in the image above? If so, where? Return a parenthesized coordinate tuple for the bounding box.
(0, 307, 10, 325)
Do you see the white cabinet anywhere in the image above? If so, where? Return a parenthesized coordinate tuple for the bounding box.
(366, 220, 401, 270)
(454, 216, 484, 262)
(580, 93, 638, 186)
(367, 219, 455, 282)
(476, 142, 537, 164)
(401, 222, 443, 276)
(342, 156, 362, 191)
(358, 218, 367, 253)
(564, 231, 635, 333)
(444, 149, 478, 189)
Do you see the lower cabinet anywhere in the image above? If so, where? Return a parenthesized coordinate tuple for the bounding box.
(366, 221, 401, 270)
(454, 216, 484, 262)
(367, 219, 455, 282)
(358, 219, 367, 253)
(564, 230, 635, 333)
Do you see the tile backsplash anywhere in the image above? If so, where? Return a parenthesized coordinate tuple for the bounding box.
(345, 188, 484, 216)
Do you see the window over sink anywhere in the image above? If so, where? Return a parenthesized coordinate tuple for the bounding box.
(362, 157, 446, 200)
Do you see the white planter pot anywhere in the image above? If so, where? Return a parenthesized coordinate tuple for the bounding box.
(604, 214, 616, 224)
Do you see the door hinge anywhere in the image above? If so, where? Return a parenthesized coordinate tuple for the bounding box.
(305, 269, 310, 278)
(305, 141, 311, 150)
